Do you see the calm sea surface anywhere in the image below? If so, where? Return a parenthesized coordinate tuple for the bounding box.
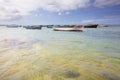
(0, 26, 120, 80)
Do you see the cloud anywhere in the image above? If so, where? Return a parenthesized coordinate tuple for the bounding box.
(57, 12, 70, 15)
(81, 15, 120, 24)
(0, 0, 120, 20)
(41, 0, 90, 12)
(35, 14, 42, 17)
(0, 0, 90, 20)
(81, 19, 95, 23)
(94, 0, 120, 8)
(58, 12, 62, 15)
(0, 0, 39, 20)
(65, 12, 70, 15)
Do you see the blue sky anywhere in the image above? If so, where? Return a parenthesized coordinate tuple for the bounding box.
(0, 0, 120, 25)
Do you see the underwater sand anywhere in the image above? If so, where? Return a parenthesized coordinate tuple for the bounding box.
(0, 27, 120, 80)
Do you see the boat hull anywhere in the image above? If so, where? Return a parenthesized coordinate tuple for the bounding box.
(53, 28, 83, 32)
(84, 24, 98, 28)
(24, 26, 42, 30)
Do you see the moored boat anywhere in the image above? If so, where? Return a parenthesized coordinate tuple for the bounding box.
(6, 25, 21, 28)
(24, 25, 42, 30)
(47, 25, 54, 28)
(53, 25, 84, 31)
(84, 24, 98, 28)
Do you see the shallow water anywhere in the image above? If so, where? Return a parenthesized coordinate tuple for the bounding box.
(0, 27, 120, 80)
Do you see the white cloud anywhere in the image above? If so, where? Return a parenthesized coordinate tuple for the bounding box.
(0, 0, 120, 20)
(0, 0, 39, 20)
(81, 19, 95, 23)
(58, 12, 62, 15)
(41, 0, 90, 12)
(94, 0, 120, 8)
(0, 0, 90, 20)
(57, 12, 70, 15)
(81, 15, 120, 24)
(65, 12, 70, 15)
(35, 14, 42, 17)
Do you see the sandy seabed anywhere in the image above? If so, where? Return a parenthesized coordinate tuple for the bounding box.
(0, 39, 120, 80)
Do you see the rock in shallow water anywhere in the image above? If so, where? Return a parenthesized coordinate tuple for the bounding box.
(64, 70, 80, 78)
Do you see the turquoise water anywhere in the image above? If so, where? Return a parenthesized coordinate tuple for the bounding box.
(0, 26, 120, 80)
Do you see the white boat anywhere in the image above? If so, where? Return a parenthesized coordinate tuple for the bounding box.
(53, 26, 84, 31)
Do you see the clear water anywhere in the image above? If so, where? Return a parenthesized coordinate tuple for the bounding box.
(0, 26, 120, 80)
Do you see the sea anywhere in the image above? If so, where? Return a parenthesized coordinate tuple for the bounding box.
(0, 26, 120, 80)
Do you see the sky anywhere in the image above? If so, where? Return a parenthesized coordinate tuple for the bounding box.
(0, 0, 120, 25)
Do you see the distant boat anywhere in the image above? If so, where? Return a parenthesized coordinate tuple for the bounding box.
(6, 25, 21, 28)
(104, 25, 109, 27)
(24, 26, 42, 30)
(84, 24, 98, 28)
(53, 25, 84, 31)
(47, 25, 54, 28)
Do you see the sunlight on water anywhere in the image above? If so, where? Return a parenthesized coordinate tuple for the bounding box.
(0, 27, 120, 80)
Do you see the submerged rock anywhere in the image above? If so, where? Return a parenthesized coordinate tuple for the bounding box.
(102, 73, 120, 80)
(48, 68, 80, 79)
(64, 70, 80, 78)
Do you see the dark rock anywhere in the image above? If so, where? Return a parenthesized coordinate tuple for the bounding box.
(64, 70, 80, 78)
